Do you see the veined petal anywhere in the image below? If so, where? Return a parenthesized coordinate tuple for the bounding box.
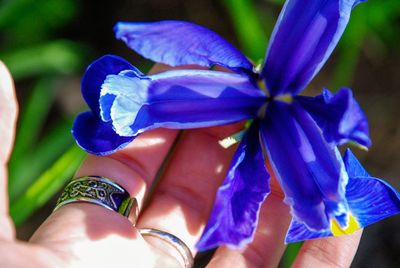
(285, 219, 331, 243)
(344, 150, 400, 227)
(114, 21, 253, 73)
(297, 88, 371, 148)
(100, 68, 266, 136)
(286, 149, 399, 243)
(197, 121, 270, 250)
(262, 0, 363, 95)
(260, 101, 349, 231)
(82, 54, 143, 115)
(72, 111, 134, 155)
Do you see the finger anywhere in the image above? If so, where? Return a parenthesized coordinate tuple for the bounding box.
(136, 123, 244, 255)
(207, 176, 291, 268)
(30, 64, 183, 264)
(30, 127, 178, 235)
(292, 230, 362, 268)
(0, 61, 18, 240)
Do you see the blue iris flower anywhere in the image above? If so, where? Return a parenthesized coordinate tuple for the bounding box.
(72, 0, 400, 250)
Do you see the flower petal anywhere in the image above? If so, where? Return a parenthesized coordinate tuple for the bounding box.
(297, 88, 371, 148)
(114, 21, 253, 73)
(342, 148, 370, 177)
(286, 149, 400, 243)
(100, 68, 266, 136)
(196, 121, 270, 250)
(262, 0, 363, 95)
(82, 54, 142, 115)
(260, 101, 349, 231)
(72, 111, 134, 155)
(285, 219, 331, 243)
(344, 150, 400, 227)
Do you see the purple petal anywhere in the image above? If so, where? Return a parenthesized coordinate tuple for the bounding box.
(285, 219, 332, 243)
(297, 88, 371, 148)
(72, 111, 134, 155)
(286, 150, 400, 242)
(114, 21, 253, 73)
(262, 0, 363, 95)
(82, 55, 143, 115)
(344, 150, 400, 227)
(100, 68, 266, 136)
(260, 101, 349, 231)
(343, 148, 370, 177)
(197, 121, 270, 250)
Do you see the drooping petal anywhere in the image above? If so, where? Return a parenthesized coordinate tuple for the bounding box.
(100, 68, 266, 136)
(297, 88, 371, 148)
(114, 21, 253, 73)
(286, 149, 400, 243)
(72, 111, 135, 155)
(262, 0, 364, 96)
(285, 219, 331, 243)
(197, 121, 270, 250)
(82, 54, 143, 115)
(260, 101, 349, 231)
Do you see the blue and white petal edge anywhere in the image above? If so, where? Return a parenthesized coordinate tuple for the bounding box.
(114, 21, 253, 73)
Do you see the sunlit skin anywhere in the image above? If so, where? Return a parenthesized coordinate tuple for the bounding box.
(0, 62, 362, 267)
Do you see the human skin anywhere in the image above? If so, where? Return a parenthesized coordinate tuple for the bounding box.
(0, 62, 362, 267)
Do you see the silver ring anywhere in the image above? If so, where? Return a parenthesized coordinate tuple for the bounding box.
(54, 176, 139, 225)
(139, 228, 194, 268)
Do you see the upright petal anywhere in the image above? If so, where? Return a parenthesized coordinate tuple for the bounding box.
(343, 148, 370, 177)
(297, 88, 371, 148)
(100, 67, 266, 136)
(262, 0, 363, 96)
(260, 101, 349, 231)
(114, 21, 253, 73)
(82, 55, 142, 115)
(286, 150, 400, 243)
(197, 121, 270, 250)
(72, 111, 134, 155)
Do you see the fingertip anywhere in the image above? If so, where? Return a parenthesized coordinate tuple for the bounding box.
(292, 230, 363, 268)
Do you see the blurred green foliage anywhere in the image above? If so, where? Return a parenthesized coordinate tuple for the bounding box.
(0, 0, 398, 266)
(0, 0, 86, 226)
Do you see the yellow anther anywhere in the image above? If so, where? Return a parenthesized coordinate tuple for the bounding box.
(330, 214, 361, 236)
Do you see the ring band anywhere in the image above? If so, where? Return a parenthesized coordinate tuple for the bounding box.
(139, 228, 194, 268)
(54, 176, 139, 225)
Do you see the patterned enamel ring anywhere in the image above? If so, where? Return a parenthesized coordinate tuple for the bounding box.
(54, 176, 139, 225)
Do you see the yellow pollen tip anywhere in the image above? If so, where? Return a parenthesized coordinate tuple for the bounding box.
(330, 214, 361, 236)
(275, 94, 293, 104)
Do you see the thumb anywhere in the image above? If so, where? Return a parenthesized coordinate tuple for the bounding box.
(0, 61, 18, 240)
(0, 61, 18, 162)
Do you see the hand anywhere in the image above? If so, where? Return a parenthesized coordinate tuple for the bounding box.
(0, 62, 362, 267)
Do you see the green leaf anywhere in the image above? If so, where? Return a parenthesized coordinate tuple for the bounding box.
(0, 40, 83, 80)
(281, 242, 303, 268)
(0, 0, 77, 44)
(223, 0, 268, 61)
(10, 78, 57, 161)
(10, 145, 86, 226)
(9, 119, 74, 201)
